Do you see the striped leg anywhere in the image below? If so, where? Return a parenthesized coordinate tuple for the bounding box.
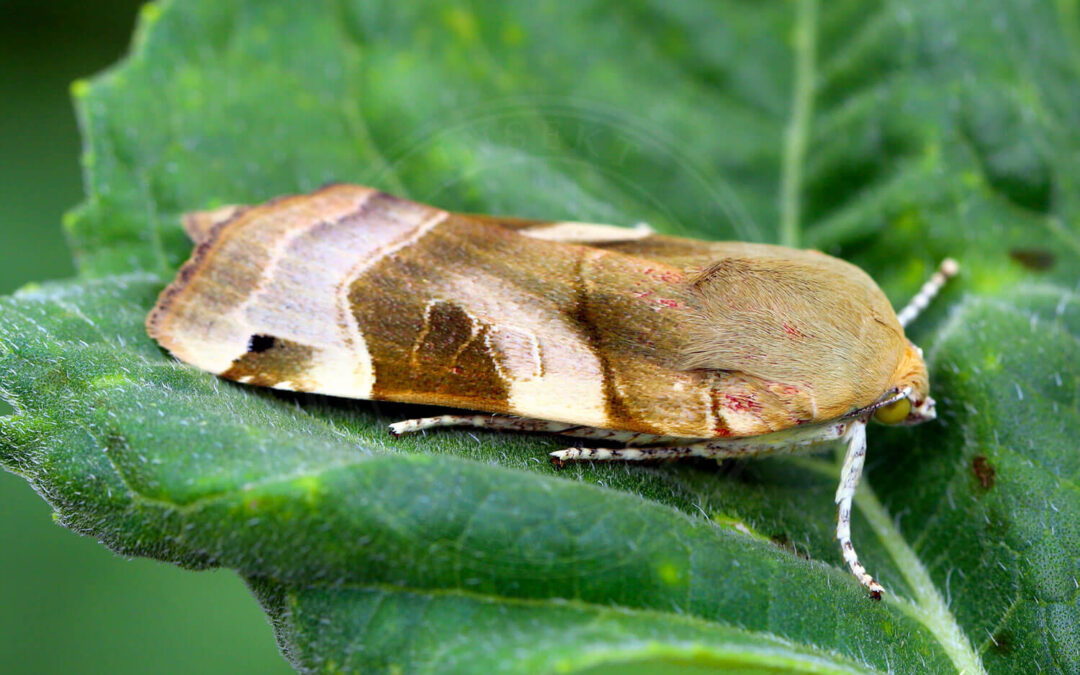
(833, 421, 884, 599)
(388, 414, 672, 444)
(389, 414, 577, 437)
(549, 446, 699, 465)
(550, 420, 853, 464)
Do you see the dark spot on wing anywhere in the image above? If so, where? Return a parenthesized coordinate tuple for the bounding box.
(248, 334, 277, 353)
(369, 299, 510, 407)
(223, 336, 315, 389)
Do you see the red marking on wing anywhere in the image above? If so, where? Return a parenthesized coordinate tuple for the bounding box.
(642, 267, 684, 284)
(630, 290, 682, 311)
(723, 393, 762, 413)
(783, 323, 805, 338)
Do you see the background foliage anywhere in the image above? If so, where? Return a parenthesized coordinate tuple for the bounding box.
(2, 0, 1078, 673)
(0, 0, 289, 672)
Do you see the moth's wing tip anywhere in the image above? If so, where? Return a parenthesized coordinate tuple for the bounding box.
(181, 204, 247, 243)
(144, 296, 184, 361)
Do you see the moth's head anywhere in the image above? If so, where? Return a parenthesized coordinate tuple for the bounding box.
(872, 257, 959, 426)
(872, 340, 934, 425)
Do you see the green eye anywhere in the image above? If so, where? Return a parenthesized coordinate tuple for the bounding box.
(874, 398, 911, 424)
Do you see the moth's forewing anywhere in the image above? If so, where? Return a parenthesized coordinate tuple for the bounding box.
(149, 186, 706, 435)
(149, 185, 914, 440)
(149, 185, 390, 395)
(685, 254, 909, 422)
(181, 204, 247, 243)
(492, 219, 916, 424)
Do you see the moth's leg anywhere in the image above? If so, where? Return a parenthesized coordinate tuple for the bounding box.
(834, 421, 884, 599)
(551, 437, 800, 464)
(896, 258, 959, 327)
(551, 422, 853, 464)
(550, 442, 778, 464)
(388, 414, 669, 444)
(388, 414, 574, 437)
(549, 446, 699, 464)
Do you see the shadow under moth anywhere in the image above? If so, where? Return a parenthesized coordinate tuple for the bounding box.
(147, 183, 957, 599)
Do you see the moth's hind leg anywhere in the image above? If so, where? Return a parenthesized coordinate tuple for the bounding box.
(389, 414, 581, 437)
(388, 414, 666, 444)
(549, 446, 700, 465)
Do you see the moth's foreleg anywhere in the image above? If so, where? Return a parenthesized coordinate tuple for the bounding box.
(834, 421, 884, 599)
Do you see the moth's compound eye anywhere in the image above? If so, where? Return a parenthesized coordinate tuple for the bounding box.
(873, 397, 912, 424)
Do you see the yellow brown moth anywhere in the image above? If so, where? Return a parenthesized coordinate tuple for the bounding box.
(147, 183, 957, 599)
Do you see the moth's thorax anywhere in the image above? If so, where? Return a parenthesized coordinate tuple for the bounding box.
(680, 250, 915, 425)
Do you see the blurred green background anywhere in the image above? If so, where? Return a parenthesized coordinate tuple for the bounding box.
(0, 1, 291, 672)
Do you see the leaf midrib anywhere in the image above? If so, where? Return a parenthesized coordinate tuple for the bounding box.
(774, 7, 990, 666)
(779, 0, 817, 249)
(790, 456, 985, 675)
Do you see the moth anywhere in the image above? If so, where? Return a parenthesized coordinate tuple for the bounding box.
(147, 183, 957, 599)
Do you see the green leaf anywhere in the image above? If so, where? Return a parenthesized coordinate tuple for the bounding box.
(3, 0, 1079, 673)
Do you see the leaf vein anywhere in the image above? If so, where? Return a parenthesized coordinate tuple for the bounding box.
(779, 0, 818, 248)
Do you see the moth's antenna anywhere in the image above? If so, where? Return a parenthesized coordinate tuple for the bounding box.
(897, 258, 959, 328)
(834, 421, 884, 599)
